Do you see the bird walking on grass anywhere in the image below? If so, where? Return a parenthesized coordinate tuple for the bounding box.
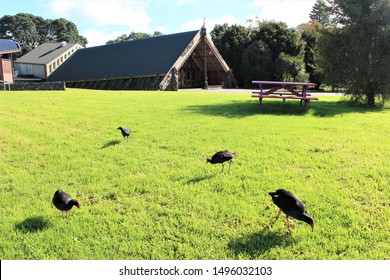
(269, 189, 314, 232)
(206, 150, 237, 172)
(52, 190, 80, 220)
(117, 127, 131, 142)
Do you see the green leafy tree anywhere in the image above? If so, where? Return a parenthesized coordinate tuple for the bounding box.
(240, 40, 273, 86)
(275, 53, 308, 82)
(318, 0, 390, 106)
(251, 21, 308, 82)
(211, 24, 253, 86)
(106, 31, 163, 44)
(0, 14, 42, 53)
(212, 21, 308, 87)
(0, 13, 87, 55)
(48, 18, 88, 45)
(298, 22, 323, 88)
(253, 21, 303, 59)
(310, 0, 332, 26)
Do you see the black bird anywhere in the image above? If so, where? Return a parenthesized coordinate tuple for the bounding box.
(269, 189, 314, 232)
(206, 150, 237, 172)
(52, 190, 80, 220)
(117, 127, 131, 142)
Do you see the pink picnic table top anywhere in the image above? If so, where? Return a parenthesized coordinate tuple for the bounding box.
(252, 80, 317, 97)
(252, 81, 317, 87)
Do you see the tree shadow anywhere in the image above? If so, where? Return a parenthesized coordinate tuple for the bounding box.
(310, 100, 382, 117)
(228, 229, 294, 259)
(184, 99, 378, 118)
(101, 139, 121, 149)
(15, 216, 52, 233)
(184, 100, 260, 118)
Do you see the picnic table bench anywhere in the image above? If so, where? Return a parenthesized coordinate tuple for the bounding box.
(252, 81, 318, 111)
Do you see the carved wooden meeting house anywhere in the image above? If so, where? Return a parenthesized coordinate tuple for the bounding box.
(49, 27, 236, 90)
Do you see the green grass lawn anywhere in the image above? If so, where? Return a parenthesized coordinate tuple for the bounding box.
(0, 89, 389, 260)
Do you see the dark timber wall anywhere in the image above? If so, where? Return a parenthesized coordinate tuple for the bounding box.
(65, 76, 165, 90)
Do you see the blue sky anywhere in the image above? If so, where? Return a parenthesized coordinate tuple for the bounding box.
(2, 0, 316, 47)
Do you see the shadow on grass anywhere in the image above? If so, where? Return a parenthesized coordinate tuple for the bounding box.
(184, 100, 260, 118)
(101, 139, 121, 149)
(187, 174, 216, 184)
(228, 229, 293, 259)
(184, 99, 377, 118)
(15, 216, 52, 233)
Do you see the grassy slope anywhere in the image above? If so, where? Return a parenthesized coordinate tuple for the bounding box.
(0, 89, 389, 260)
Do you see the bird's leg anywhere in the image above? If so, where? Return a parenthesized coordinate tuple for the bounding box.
(267, 209, 281, 229)
(66, 211, 68, 220)
(228, 161, 232, 172)
(274, 209, 282, 220)
(286, 215, 292, 234)
(221, 163, 224, 172)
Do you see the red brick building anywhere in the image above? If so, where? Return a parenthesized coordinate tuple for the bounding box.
(0, 39, 21, 85)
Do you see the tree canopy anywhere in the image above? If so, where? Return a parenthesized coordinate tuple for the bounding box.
(211, 21, 309, 87)
(0, 13, 87, 55)
(318, 0, 390, 106)
(211, 24, 253, 86)
(310, 0, 332, 26)
(106, 31, 163, 44)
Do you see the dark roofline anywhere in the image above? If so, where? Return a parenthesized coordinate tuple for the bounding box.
(88, 30, 198, 50)
(49, 30, 200, 82)
(14, 42, 82, 64)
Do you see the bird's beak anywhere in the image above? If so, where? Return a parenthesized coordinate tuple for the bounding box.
(310, 222, 314, 232)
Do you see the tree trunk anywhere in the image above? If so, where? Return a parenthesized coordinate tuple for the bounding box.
(366, 92, 375, 107)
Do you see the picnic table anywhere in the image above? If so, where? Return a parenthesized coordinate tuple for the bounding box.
(251, 81, 318, 111)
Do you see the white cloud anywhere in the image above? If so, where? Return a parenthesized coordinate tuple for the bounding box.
(48, 0, 151, 30)
(249, 0, 315, 27)
(180, 15, 241, 32)
(176, 0, 198, 5)
(47, 0, 153, 47)
(83, 29, 130, 47)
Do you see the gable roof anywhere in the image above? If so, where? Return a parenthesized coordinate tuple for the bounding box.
(0, 39, 21, 54)
(49, 30, 199, 82)
(14, 42, 81, 65)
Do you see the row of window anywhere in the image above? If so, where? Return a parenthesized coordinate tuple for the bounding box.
(48, 46, 81, 74)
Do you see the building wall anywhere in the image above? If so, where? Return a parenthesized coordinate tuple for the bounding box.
(14, 44, 82, 79)
(46, 45, 82, 78)
(15, 63, 45, 79)
(0, 58, 14, 83)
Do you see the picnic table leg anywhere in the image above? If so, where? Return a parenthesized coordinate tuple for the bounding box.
(300, 85, 307, 106)
(259, 97, 263, 111)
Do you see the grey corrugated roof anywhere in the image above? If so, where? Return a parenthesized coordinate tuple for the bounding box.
(15, 42, 81, 65)
(0, 39, 21, 53)
(48, 30, 199, 81)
